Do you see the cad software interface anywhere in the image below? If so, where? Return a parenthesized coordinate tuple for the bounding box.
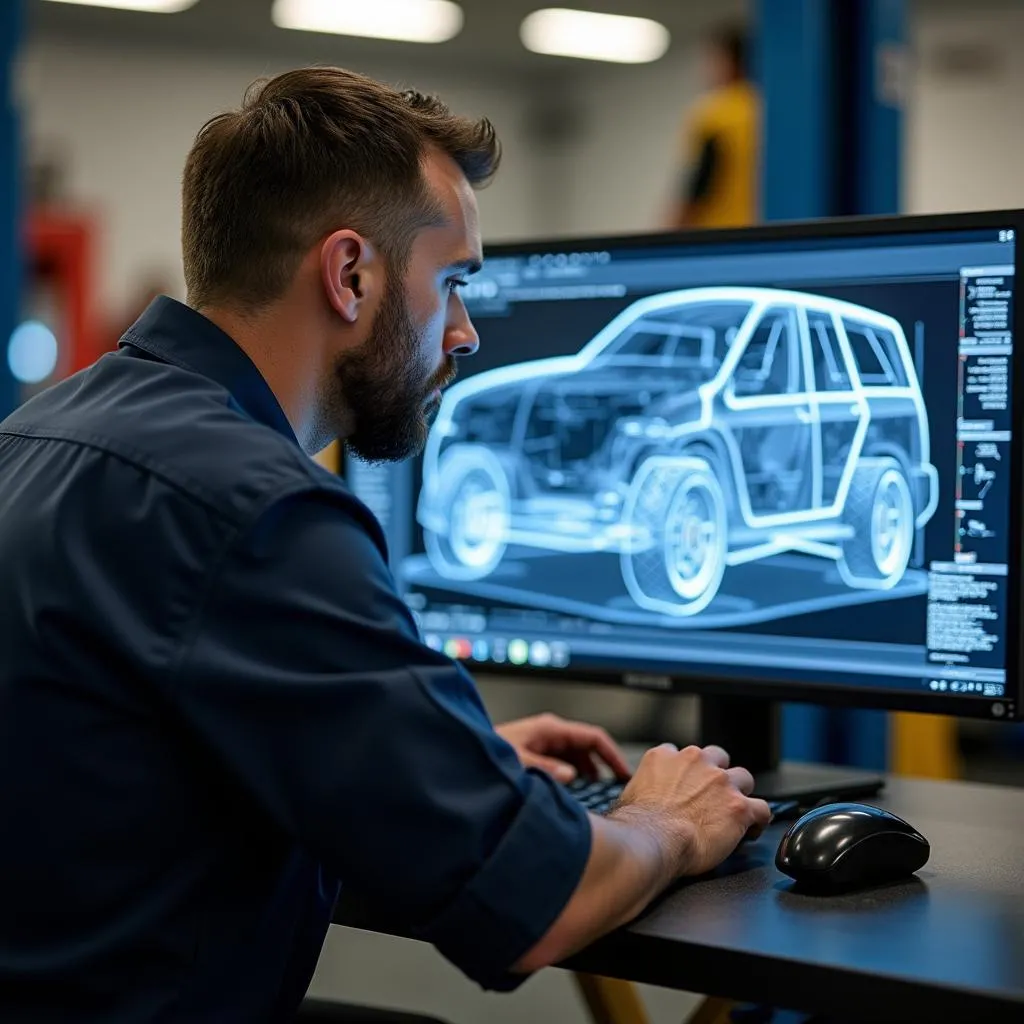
(347, 225, 1018, 714)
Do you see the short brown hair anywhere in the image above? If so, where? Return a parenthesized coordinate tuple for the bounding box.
(181, 67, 501, 310)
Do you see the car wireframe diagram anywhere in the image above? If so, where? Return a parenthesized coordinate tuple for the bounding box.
(415, 287, 939, 621)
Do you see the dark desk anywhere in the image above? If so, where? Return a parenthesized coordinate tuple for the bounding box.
(336, 775, 1024, 1023)
(564, 775, 1024, 1022)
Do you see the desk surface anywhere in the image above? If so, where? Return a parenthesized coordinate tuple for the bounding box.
(562, 774, 1024, 1022)
(336, 773, 1024, 1022)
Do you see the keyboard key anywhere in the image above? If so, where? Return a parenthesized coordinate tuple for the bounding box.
(564, 779, 791, 821)
(563, 778, 625, 815)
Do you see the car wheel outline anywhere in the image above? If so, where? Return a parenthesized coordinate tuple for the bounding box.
(621, 455, 728, 616)
(424, 446, 511, 580)
(837, 456, 915, 590)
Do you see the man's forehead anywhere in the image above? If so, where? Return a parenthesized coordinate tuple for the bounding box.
(416, 154, 482, 266)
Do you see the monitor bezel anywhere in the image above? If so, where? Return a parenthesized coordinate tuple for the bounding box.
(430, 210, 1024, 722)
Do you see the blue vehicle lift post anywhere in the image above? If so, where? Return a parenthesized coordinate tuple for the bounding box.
(755, 0, 940, 775)
(0, 0, 22, 419)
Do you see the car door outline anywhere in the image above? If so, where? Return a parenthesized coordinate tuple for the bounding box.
(720, 303, 817, 526)
(799, 303, 869, 515)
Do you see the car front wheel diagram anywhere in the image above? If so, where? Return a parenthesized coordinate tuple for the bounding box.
(424, 446, 511, 580)
(622, 455, 728, 616)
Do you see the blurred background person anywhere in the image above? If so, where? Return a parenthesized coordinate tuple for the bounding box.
(666, 23, 760, 230)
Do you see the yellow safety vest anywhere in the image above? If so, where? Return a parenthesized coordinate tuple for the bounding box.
(683, 81, 761, 228)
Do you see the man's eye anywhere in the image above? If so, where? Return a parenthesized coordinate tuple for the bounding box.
(447, 278, 469, 295)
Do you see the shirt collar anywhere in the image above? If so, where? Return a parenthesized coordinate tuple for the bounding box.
(119, 296, 298, 444)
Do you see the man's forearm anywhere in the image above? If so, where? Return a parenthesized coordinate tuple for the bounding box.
(512, 809, 684, 973)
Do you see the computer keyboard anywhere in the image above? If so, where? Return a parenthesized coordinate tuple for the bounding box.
(564, 777, 796, 820)
(564, 777, 627, 815)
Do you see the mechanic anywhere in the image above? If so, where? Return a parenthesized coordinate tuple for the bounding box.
(0, 66, 770, 1022)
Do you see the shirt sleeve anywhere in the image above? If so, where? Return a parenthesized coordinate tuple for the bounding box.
(168, 487, 592, 990)
(684, 133, 719, 203)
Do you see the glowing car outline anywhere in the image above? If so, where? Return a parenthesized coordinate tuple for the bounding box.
(417, 286, 939, 617)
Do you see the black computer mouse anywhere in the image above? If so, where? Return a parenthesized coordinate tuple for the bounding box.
(775, 802, 929, 891)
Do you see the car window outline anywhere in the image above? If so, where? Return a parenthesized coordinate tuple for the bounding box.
(656, 301, 753, 369)
(868, 323, 909, 386)
(842, 318, 902, 386)
(598, 317, 681, 365)
(663, 324, 722, 368)
(806, 309, 853, 392)
(727, 305, 802, 398)
(594, 299, 754, 371)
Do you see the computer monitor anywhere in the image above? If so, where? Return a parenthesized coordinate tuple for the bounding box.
(345, 211, 1022, 796)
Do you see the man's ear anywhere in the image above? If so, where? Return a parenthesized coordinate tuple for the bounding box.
(320, 230, 380, 323)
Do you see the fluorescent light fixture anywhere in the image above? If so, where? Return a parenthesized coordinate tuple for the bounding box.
(41, 0, 197, 11)
(272, 0, 464, 44)
(520, 8, 670, 64)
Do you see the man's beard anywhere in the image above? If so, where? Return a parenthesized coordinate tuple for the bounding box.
(327, 283, 456, 464)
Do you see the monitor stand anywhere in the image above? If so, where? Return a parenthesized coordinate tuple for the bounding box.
(699, 696, 885, 804)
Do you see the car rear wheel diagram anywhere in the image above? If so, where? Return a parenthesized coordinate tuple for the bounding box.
(838, 457, 915, 588)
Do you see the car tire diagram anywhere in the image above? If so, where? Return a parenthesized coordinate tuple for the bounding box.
(424, 445, 510, 580)
(838, 456, 915, 589)
(621, 455, 729, 616)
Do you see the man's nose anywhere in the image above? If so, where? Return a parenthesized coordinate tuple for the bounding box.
(444, 313, 480, 357)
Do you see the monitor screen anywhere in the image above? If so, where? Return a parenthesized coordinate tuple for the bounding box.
(345, 213, 1022, 721)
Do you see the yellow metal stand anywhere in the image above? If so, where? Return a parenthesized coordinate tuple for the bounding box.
(573, 974, 650, 1024)
(685, 997, 736, 1024)
(890, 712, 961, 780)
(573, 974, 736, 1024)
(313, 441, 341, 474)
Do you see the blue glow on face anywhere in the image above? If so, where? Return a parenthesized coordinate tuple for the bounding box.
(8, 321, 59, 384)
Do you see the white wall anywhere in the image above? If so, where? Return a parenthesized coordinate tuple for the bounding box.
(15, 37, 546, 315)
(905, 1, 1024, 214)
(539, 51, 705, 239)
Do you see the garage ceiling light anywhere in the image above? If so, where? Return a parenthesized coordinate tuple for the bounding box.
(520, 8, 670, 64)
(272, 0, 464, 44)
(40, 0, 197, 11)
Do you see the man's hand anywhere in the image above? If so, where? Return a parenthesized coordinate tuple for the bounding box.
(611, 743, 773, 877)
(496, 713, 632, 784)
(513, 742, 771, 974)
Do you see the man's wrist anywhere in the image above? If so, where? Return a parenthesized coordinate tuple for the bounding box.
(606, 802, 693, 886)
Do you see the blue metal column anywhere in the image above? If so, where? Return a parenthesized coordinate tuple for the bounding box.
(854, 0, 906, 216)
(757, 0, 835, 223)
(756, 0, 836, 765)
(757, 0, 907, 769)
(0, 0, 23, 417)
(845, 0, 907, 769)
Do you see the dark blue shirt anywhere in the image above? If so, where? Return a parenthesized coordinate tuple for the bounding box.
(0, 297, 591, 1022)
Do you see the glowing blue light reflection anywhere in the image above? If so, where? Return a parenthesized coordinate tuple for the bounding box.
(8, 321, 59, 384)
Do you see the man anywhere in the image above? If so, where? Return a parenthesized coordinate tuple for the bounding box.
(668, 24, 760, 230)
(0, 68, 770, 1021)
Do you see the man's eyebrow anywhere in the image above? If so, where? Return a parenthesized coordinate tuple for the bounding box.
(448, 258, 483, 276)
